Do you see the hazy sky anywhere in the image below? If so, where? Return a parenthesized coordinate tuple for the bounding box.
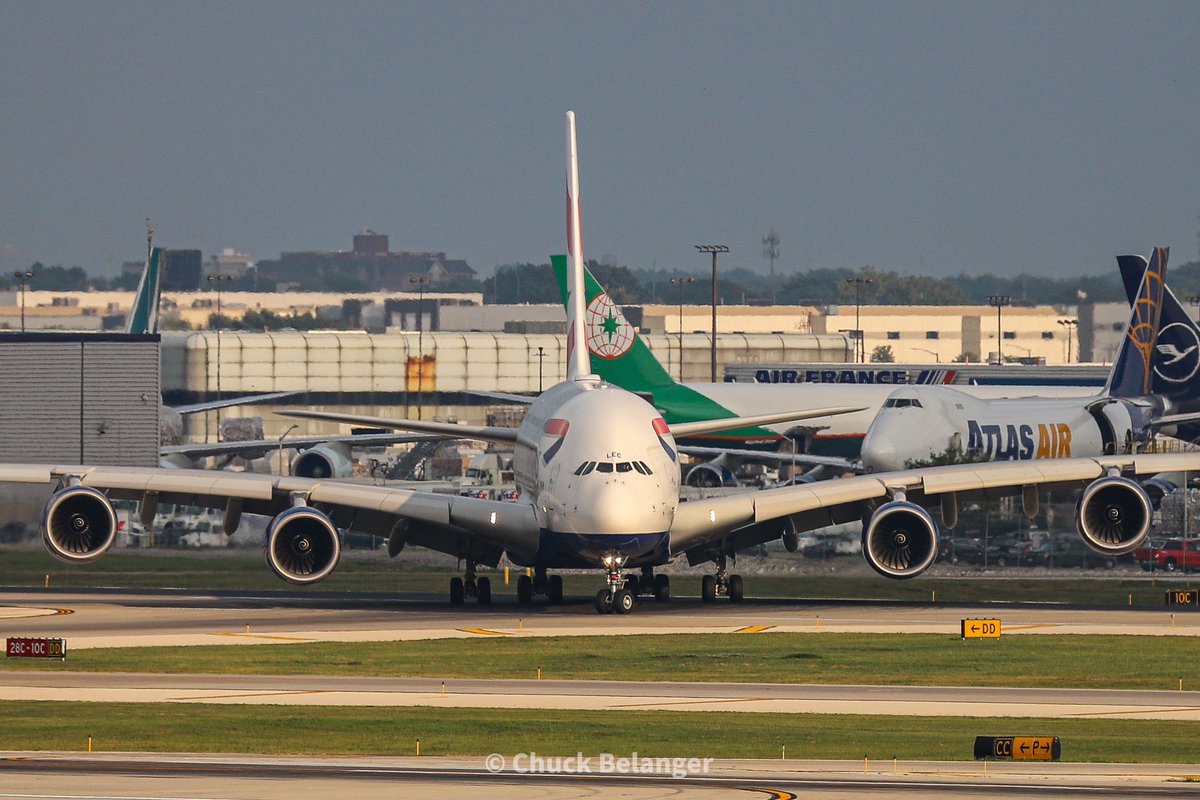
(3, 2, 1199, 279)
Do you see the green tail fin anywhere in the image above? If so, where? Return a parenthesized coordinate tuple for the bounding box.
(552, 254, 676, 392)
(127, 246, 163, 334)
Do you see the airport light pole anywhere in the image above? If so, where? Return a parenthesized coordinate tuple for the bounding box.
(206, 272, 234, 430)
(914, 347, 940, 363)
(534, 346, 546, 392)
(277, 423, 298, 475)
(696, 245, 728, 383)
(845, 277, 873, 363)
(12, 270, 33, 333)
(670, 276, 694, 382)
(1057, 319, 1077, 364)
(987, 295, 1011, 363)
(410, 276, 430, 420)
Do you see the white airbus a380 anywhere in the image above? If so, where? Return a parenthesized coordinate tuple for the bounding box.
(7, 113, 1200, 612)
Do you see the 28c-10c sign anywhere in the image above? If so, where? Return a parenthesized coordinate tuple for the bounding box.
(6, 637, 66, 660)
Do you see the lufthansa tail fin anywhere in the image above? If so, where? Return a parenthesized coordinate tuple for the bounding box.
(564, 111, 593, 382)
(1118, 253, 1200, 403)
(1105, 246, 1168, 398)
(127, 246, 164, 334)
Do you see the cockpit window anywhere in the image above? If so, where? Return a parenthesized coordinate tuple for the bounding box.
(884, 397, 924, 409)
(576, 460, 654, 476)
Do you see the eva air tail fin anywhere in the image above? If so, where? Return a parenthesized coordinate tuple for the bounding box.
(1105, 246, 1167, 399)
(552, 254, 677, 393)
(127, 246, 164, 334)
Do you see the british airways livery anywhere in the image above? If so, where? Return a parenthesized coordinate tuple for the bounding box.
(4, 115, 1200, 609)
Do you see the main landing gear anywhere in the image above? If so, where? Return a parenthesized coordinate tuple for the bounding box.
(700, 555, 744, 603)
(516, 566, 564, 606)
(624, 566, 670, 603)
(449, 560, 492, 606)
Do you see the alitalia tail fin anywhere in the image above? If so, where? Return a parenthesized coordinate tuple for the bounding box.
(127, 246, 164, 334)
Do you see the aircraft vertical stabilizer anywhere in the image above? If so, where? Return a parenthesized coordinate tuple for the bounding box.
(565, 110, 593, 382)
(552, 255, 676, 392)
(127, 246, 164, 334)
(1106, 246, 1167, 399)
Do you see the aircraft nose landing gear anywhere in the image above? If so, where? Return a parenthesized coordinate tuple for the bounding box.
(596, 552, 635, 614)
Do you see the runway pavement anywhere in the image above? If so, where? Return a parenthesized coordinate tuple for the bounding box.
(0, 671, 1198, 719)
(3, 753, 1200, 800)
(3, 590, 1200, 795)
(1, 589, 1198, 650)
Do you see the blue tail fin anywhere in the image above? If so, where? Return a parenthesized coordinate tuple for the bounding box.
(1105, 246, 1167, 398)
(1117, 252, 1200, 402)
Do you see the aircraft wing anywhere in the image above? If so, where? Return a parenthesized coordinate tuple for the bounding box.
(161, 432, 445, 461)
(464, 389, 537, 404)
(171, 391, 307, 416)
(0, 464, 540, 565)
(668, 452, 1200, 558)
(667, 406, 865, 438)
(276, 410, 521, 445)
(677, 444, 860, 473)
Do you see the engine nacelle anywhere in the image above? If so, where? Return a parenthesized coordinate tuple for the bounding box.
(862, 500, 939, 579)
(263, 507, 341, 584)
(291, 443, 353, 479)
(1076, 476, 1152, 555)
(41, 486, 118, 563)
(684, 462, 737, 488)
(1140, 478, 1177, 510)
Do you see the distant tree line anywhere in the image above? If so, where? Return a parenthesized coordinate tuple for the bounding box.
(10, 256, 1200, 308)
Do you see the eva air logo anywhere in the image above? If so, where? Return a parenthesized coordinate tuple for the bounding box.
(585, 293, 635, 359)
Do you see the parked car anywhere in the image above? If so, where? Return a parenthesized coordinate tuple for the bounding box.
(1032, 537, 1119, 569)
(801, 539, 848, 559)
(1139, 539, 1200, 572)
(1134, 540, 1163, 571)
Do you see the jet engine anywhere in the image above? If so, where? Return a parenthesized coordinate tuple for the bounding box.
(292, 443, 353, 479)
(1140, 477, 1177, 510)
(41, 485, 118, 563)
(1076, 476, 1152, 555)
(862, 500, 939, 579)
(262, 507, 341, 584)
(684, 462, 737, 488)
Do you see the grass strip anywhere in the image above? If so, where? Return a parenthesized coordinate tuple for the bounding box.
(3, 546, 1198, 605)
(5, 633, 1199, 691)
(0, 701, 1194, 763)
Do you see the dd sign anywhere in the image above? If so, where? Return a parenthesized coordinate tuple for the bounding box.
(961, 619, 1001, 639)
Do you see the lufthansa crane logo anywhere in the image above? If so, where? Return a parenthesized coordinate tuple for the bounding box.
(1153, 322, 1200, 385)
(585, 293, 636, 359)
